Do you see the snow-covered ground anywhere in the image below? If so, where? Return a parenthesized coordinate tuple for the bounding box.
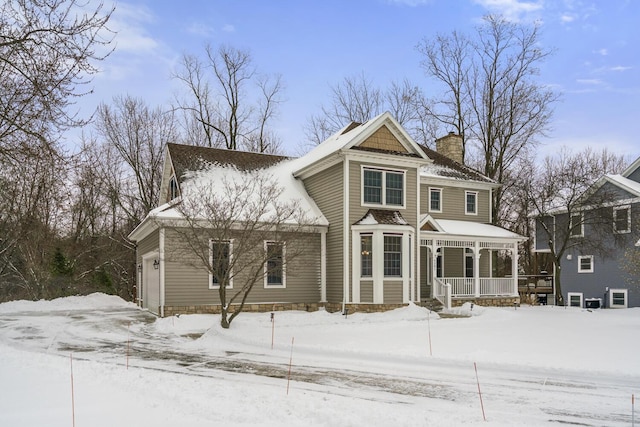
(1, 294, 638, 426)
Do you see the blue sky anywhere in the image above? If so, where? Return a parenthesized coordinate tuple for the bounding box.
(85, 0, 640, 159)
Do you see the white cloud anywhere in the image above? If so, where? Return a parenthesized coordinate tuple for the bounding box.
(109, 3, 159, 53)
(187, 22, 215, 37)
(222, 24, 236, 33)
(473, 0, 543, 21)
(609, 65, 632, 72)
(594, 48, 608, 56)
(576, 78, 603, 85)
(560, 14, 575, 23)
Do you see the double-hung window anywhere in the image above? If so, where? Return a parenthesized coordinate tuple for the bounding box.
(578, 255, 593, 273)
(465, 191, 477, 215)
(570, 213, 583, 237)
(210, 240, 232, 289)
(613, 205, 631, 234)
(429, 188, 442, 212)
(265, 241, 285, 287)
(363, 168, 404, 207)
(383, 235, 402, 277)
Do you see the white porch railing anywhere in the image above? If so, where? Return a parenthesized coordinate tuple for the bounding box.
(480, 278, 514, 296)
(437, 277, 516, 298)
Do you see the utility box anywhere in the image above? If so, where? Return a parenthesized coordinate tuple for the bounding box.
(585, 298, 601, 309)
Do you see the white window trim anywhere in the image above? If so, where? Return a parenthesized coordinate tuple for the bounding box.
(361, 165, 406, 209)
(609, 288, 628, 308)
(570, 212, 584, 238)
(567, 292, 583, 308)
(264, 241, 286, 289)
(169, 175, 179, 201)
(429, 187, 443, 213)
(578, 255, 594, 273)
(465, 191, 478, 216)
(359, 233, 374, 280)
(383, 234, 403, 279)
(209, 239, 233, 290)
(613, 205, 631, 234)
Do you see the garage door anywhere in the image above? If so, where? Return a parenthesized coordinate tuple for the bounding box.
(143, 254, 160, 315)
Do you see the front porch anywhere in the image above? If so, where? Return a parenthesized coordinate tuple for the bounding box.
(419, 218, 525, 309)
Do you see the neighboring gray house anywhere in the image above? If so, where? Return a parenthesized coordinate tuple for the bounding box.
(534, 157, 640, 308)
(129, 112, 525, 316)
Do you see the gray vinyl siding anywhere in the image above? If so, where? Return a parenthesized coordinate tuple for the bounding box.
(383, 281, 403, 303)
(163, 229, 321, 306)
(349, 161, 419, 304)
(627, 167, 640, 183)
(443, 248, 463, 276)
(420, 185, 491, 222)
(302, 162, 344, 304)
(137, 229, 159, 263)
(360, 281, 373, 303)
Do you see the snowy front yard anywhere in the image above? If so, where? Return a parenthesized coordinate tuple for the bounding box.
(0, 294, 638, 426)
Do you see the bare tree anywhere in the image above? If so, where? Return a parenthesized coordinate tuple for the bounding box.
(0, 0, 113, 156)
(164, 171, 318, 328)
(95, 95, 177, 222)
(418, 15, 559, 224)
(174, 44, 284, 153)
(304, 73, 429, 146)
(528, 147, 627, 305)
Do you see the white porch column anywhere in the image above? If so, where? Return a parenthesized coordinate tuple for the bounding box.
(431, 245, 438, 299)
(402, 232, 411, 303)
(512, 243, 519, 296)
(373, 231, 384, 304)
(474, 241, 481, 298)
(351, 230, 361, 304)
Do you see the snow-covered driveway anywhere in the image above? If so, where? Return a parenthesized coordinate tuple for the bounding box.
(0, 294, 638, 426)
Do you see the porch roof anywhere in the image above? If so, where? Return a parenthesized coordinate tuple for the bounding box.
(420, 215, 525, 241)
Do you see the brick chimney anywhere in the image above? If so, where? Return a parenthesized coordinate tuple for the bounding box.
(435, 132, 463, 164)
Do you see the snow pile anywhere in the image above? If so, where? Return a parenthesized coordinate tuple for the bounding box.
(0, 292, 135, 314)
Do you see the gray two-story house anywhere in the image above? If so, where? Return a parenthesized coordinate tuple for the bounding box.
(534, 157, 640, 308)
(129, 112, 525, 316)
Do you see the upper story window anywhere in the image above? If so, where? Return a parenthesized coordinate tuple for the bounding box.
(570, 213, 584, 237)
(362, 167, 405, 207)
(429, 188, 442, 212)
(613, 205, 631, 234)
(465, 191, 477, 215)
(169, 175, 179, 200)
(209, 240, 232, 289)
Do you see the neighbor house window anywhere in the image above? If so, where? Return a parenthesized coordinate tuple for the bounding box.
(613, 205, 631, 234)
(362, 167, 405, 207)
(465, 191, 477, 215)
(383, 235, 402, 277)
(609, 289, 628, 308)
(578, 255, 593, 273)
(568, 292, 583, 307)
(570, 213, 583, 237)
(265, 241, 285, 287)
(169, 176, 179, 200)
(209, 240, 232, 289)
(360, 234, 373, 278)
(429, 188, 442, 212)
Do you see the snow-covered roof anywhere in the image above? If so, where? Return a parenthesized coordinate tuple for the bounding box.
(419, 145, 497, 185)
(354, 209, 408, 226)
(292, 111, 429, 176)
(157, 159, 329, 227)
(421, 215, 525, 240)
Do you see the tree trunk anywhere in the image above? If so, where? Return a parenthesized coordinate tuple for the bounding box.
(554, 261, 564, 306)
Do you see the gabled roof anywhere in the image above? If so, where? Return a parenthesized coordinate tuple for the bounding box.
(621, 156, 640, 179)
(419, 145, 497, 185)
(603, 174, 640, 198)
(292, 112, 431, 178)
(168, 143, 289, 182)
